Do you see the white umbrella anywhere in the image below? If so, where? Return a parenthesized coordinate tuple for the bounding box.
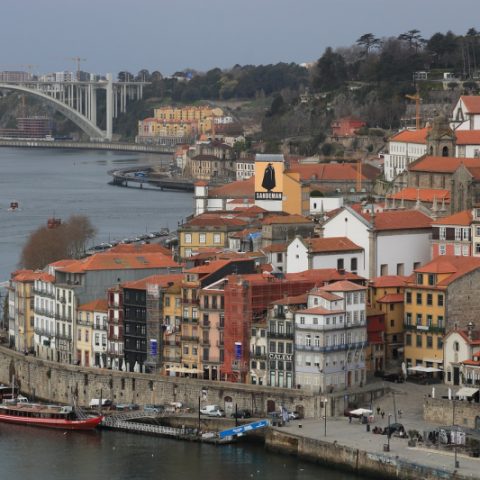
(134, 361, 140, 373)
(122, 360, 127, 372)
(99, 356, 104, 369)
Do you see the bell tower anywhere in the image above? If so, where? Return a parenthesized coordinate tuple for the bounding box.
(426, 114, 456, 157)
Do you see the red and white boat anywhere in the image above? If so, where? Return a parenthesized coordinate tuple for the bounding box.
(0, 402, 103, 430)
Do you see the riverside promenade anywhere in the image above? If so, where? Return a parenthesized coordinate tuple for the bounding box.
(271, 381, 479, 479)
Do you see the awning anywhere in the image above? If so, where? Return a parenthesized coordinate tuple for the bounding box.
(456, 387, 479, 397)
(349, 408, 373, 416)
(408, 366, 442, 373)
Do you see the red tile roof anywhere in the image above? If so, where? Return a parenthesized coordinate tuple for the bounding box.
(309, 289, 344, 301)
(209, 177, 255, 198)
(296, 306, 345, 315)
(261, 243, 288, 253)
(272, 293, 308, 306)
(372, 210, 432, 231)
(109, 243, 171, 256)
(377, 293, 404, 303)
(78, 299, 108, 312)
(11, 270, 54, 283)
(288, 163, 380, 182)
(306, 237, 363, 253)
(387, 187, 450, 204)
(432, 210, 472, 226)
(121, 273, 184, 290)
(390, 128, 430, 144)
(409, 156, 480, 174)
(456, 130, 480, 145)
(184, 213, 247, 228)
(461, 96, 480, 114)
(370, 275, 409, 288)
(262, 214, 313, 225)
(413, 256, 480, 286)
(56, 252, 179, 273)
(320, 280, 366, 292)
(185, 258, 252, 275)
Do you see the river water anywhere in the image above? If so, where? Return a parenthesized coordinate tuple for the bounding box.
(0, 147, 361, 480)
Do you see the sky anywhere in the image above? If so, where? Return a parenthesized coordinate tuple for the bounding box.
(1, 0, 478, 77)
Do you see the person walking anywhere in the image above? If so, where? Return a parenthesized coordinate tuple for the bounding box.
(381, 410, 385, 420)
(376, 407, 381, 415)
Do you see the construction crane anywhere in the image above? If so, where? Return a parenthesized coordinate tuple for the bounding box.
(69, 57, 86, 75)
(405, 91, 422, 130)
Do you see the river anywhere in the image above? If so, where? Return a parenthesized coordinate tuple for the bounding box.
(0, 147, 362, 480)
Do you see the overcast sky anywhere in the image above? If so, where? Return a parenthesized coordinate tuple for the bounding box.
(1, 0, 478, 76)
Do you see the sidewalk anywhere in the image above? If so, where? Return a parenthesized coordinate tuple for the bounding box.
(280, 381, 480, 478)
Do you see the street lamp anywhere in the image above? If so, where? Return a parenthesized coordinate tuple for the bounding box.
(387, 413, 392, 452)
(323, 398, 328, 437)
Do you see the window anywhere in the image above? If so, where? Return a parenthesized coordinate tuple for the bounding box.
(305, 335, 311, 346)
(276, 253, 283, 263)
(455, 228, 461, 241)
(300, 316, 305, 325)
(439, 227, 446, 240)
(462, 245, 469, 256)
(351, 258, 358, 272)
(463, 228, 470, 240)
(426, 293, 433, 306)
(416, 293, 422, 305)
(426, 336, 433, 348)
(406, 334, 412, 346)
(437, 315, 444, 329)
(396, 263, 404, 276)
(426, 315, 432, 327)
(437, 337, 443, 349)
(337, 258, 344, 270)
(416, 335, 422, 348)
(439, 244, 446, 256)
(199, 233, 206, 244)
(428, 274, 435, 286)
(438, 294, 444, 307)
(417, 274, 423, 285)
(380, 264, 388, 276)
(416, 313, 422, 326)
(454, 244, 461, 256)
(406, 291, 412, 304)
(213, 233, 221, 244)
(184, 233, 192, 244)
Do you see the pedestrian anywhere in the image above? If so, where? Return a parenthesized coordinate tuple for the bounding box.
(376, 407, 380, 415)
(398, 409, 402, 418)
(381, 410, 385, 419)
(349, 414, 352, 424)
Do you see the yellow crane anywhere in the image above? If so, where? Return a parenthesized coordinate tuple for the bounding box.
(405, 92, 421, 130)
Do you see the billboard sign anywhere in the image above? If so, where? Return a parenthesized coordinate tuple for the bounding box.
(255, 155, 284, 201)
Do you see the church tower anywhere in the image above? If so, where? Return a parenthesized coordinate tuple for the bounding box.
(426, 114, 456, 157)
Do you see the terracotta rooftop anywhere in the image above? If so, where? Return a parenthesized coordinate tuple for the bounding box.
(11, 270, 54, 283)
(389, 128, 430, 144)
(122, 273, 184, 290)
(56, 252, 179, 273)
(306, 237, 363, 253)
(296, 306, 345, 315)
(456, 130, 480, 145)
(185, 258, 252, 276)
(376, 293, 404, 303)
(288, 163, 380, 182)
(320, 280, 366, 292)
(309, 289, 344, 301)
(262, 214, 313, 225)
(408, 156, 480, 175)
(371, 210, 432, 231)
(78, 298, 108, 312)
(209, 176, 255, 198)
(461, 96, 480, 114)
(387, 187, 450, 204)
(109, 243, 171, 256)
(272, 293, 308, 306)
(261, 243, 288, 253)
(370, 275, 409, 288)
(184, 213, 247, 228)
(432, 210, 472, 226)
(413, 255, 480, 286)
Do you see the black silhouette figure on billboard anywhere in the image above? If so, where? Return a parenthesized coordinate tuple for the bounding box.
(261, 163, 276, 191)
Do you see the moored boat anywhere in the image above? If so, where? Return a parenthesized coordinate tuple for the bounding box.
(0, 402, 103, 430)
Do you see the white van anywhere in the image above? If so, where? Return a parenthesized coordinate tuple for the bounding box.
(200, 405, 225, 417)
(89, 398, 112, 408)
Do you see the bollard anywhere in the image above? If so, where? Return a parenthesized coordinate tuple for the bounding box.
(298, 424, 302, 429)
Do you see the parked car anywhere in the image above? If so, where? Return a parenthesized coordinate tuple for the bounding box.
(288, 411, 301, 420)
(144, 404, 164, 414)
(200, 405, 225, 417)
(382, 373, 404, 383)
(382, 422, 405, 436)
(115, 403, 139, 411)
(231, 409, 252, 419)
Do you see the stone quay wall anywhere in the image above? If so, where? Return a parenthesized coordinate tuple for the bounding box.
(0, 347, 319, 417)
(424, 397, 480, 429)
(266, 429, 467, 480)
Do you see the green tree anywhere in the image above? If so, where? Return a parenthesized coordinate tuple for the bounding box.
(312, 47, 347, 91)
(356, 33, 381, 55)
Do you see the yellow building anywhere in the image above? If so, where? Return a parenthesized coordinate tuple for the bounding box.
(370, 276, 408, 368)
(76, 304, 93, 367)
(8, 270, 47, 353)
(404, 256, 480, 374)
(153, 105, 223, 124)
(162, 279, 183, 374)
(178, 213, 247, 259)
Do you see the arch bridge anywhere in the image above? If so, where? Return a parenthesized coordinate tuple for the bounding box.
(0, 74, 147, 141)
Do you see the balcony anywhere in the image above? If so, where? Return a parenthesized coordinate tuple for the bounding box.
(182, 297, 200, 305)
(164, 355, 182, 363)
(34, 327, 53, 337)
(56, 332, 72, 341)
(250, 351, 267, 360)
(182, 317, 199, 325)
(57, 296, 66, 304)
(200, 339, 210, 346)
(181, 335, 198, 342)
(33, 288, 55, 299)
(404, 323, 445, 335)
(296, 341, 367, 353)
(76, 319, 91, 327)
(34, 308, 54, 317)
(268, 331, 294, 340)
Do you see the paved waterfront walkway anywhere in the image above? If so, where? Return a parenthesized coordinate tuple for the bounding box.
(279, 381, 480, 478)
